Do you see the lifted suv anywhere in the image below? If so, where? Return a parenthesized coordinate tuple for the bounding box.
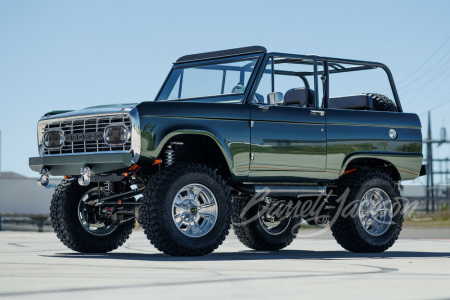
(30, 46, 424, 256)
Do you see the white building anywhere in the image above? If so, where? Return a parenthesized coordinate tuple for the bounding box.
(0, 172, 57, 215)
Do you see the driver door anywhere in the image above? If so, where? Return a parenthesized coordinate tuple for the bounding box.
(248, 57, 327, 182)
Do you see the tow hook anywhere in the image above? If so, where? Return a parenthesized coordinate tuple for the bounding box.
(37, 168, 50, 187)
(78, 165, 91, 186)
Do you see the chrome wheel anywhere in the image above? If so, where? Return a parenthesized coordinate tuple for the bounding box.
(172, 183, 218, 238)
(78, 188, 118, 236)
(358, 188, 393, 236)
(258, 202, 291, 236)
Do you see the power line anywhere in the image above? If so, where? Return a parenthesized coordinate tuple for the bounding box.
(401, 66, 450, 100)
(400, 53, 450, 97)
(396, 35, 450, 88)
(397, 48, 450, 109)
(408, 68, 450, 112)
(421, 96, 450, 115)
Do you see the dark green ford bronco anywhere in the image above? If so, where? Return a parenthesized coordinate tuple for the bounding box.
(30, 46, 424, 256)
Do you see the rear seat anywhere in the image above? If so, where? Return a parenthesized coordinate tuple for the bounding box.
(328, 95, 373, 110)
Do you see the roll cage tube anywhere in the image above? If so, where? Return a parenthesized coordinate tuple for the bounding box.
(316, 56, 402, 112)
(155, 47, 402, 111)
(328, 58, 399, 112)
(246, 53, 320, 107)
(247, 53, 402, 111)
(322, 60, 329, 106)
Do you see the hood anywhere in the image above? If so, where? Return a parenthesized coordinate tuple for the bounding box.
(42, 103, 138, 120)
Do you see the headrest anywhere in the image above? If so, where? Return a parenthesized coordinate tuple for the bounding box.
(283, 88, 315, 107)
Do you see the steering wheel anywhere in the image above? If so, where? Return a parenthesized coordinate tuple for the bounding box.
(252, 93, 265, 104)
(231, 84, 245, 94)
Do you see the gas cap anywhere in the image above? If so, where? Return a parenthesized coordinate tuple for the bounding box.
(389, 128, 398, 140)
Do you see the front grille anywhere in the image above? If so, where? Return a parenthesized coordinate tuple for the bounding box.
(44, 114, 132, 155)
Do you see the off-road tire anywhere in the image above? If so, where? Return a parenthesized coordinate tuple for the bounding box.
(365, 93, 398, 112)
(232, 197, 301, 251)
(50, 179, 134, 253)
(139, 163, 231, 256)
(329, 170, 403, 253)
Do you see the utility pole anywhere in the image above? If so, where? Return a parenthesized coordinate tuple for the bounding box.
(424, 112, 450, 212)
(0, 130, 2, 173)
(426, 111, 435, 213)
(444, 158, 448, 185)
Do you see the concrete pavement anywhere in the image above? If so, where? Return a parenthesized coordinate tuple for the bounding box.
(0, 229, 449, 300)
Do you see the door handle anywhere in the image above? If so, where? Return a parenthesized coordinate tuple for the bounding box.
(257, 104, 270, 110)
(310, 110, 325, 117)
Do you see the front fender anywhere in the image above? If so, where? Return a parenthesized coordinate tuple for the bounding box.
(136, 101, 251, 180)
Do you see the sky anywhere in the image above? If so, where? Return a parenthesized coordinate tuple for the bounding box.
(1, 0, 449, 183)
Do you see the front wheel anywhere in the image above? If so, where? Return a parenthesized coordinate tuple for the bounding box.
(329, 170, 403, 253)
(50, 179, 134, 253)
(139, 163, 231, 256)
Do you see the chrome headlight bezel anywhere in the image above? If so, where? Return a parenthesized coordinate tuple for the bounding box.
(103, 123, 131, 146)
(43, 129, 65, 149)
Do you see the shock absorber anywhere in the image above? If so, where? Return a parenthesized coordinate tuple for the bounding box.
(165, 145, 175, 167)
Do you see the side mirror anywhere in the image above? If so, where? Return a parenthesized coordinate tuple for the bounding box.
(267, 92, 283, 105)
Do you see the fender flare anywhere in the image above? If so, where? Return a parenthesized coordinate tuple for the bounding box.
(340, 152, 422, 180)
(154, 129, 234, 171)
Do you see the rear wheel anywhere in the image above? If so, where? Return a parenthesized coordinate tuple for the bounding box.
(50, 179, 134, 253)
(329, 170, 403, 253)
(232, 197, 301, 250)
(139, 163, 231, 256)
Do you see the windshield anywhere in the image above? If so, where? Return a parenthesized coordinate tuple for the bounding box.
(157, 57, 258, 102)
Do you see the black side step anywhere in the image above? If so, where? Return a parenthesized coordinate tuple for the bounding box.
(234, 185, 326, 197)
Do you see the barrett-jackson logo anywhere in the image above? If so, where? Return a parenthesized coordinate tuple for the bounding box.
(65, 132, 104, 142)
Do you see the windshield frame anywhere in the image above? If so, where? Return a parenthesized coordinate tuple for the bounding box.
(155, 53, 265, 103)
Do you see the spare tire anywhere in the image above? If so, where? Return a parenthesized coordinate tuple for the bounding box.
(365, 93, 398, 112)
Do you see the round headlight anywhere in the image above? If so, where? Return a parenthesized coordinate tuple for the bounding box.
(104, 124, 130, 145)
(43, 129, 64, 149)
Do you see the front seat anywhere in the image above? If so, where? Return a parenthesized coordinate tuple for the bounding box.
(282, 88, 315, 107)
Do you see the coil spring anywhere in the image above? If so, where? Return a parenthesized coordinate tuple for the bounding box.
(97, 181, 114, 198)
(104, 181, 115, 196)
(165, 145, 175, 167)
